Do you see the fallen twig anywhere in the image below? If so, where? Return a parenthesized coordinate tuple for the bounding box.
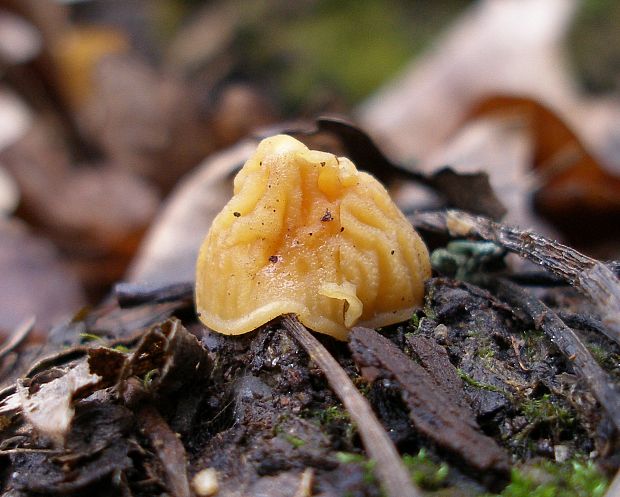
(557, 311, 618, 345)
(411, 209, 620, 343)
(487, 278, 620, 432)
(281, 315, 421, 497)
(114, 281, 194, 308)
(603, 469, 620, 497)
(136, 404, 191, 497)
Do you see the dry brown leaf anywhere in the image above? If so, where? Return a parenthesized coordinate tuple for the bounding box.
(51, 25, 129, 109)
(0, 9, 42, 67)
(15, 361, 100, 445)
(128, 139, 257, 284)
(0, 112, 160, 296)
(0, 217, 85, 334)
(82, 54, 216, 192)
(163, 0, 241, 74)
(357, 0, 579, 165)
(469, 96, 620, 240)
(0, 166, 18, 216)
(0, 87, 32, 151)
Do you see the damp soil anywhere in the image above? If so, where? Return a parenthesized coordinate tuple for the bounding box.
(0, 276, 617, 496)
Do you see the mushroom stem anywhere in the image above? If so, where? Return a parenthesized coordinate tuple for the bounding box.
(281, 314, 421, 497)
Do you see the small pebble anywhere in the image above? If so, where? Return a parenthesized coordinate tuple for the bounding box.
(536, 439, 554, 457)
(433, 324, 448, 341)
(192, 468, 219, 496)
(554, 444, 570, 463)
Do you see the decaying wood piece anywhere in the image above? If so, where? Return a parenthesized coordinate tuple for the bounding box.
(488, 278, 620, 433)
(411, 209, 620, 343)
(349, 326, 510, 479)
(406, 334, 475, 417)
(281, 315, 422, 497)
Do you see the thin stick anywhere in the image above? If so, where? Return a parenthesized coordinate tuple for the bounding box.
(282, 315, 421, 497)
(136, 404, 191, 497)
(557, 311, 618, 345)
(411, 209, 620, 344)
(603, 469, 620, 497)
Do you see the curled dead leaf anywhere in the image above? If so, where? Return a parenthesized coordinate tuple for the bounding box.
(469, 96, 620, 240)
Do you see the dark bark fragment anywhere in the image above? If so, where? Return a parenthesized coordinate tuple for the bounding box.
(349, 326, 510, 479)
(136, 405, 190, 497)
(406, 334, 476, 424)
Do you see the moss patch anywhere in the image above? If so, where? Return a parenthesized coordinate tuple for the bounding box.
(488, 459, 608, 497)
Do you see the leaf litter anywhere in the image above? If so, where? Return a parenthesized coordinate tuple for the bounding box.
(0, 118, 616, 495)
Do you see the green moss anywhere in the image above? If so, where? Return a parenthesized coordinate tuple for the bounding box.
(336, 452, 367, 464)
(337, 452, 376, 485)
(410, 313, 421, 330)
(142, 368, 159, 388)
(522, 329, 546, 361)
(318, 406, 351, 426)
(457, 369, 509, 396)
(466, 329, 481, 338)
(403, 449, 449, 489)
(520, 394, 576, 434)
(587, 344, 607, 364)
(586, 343, 619, 371)
(515, 393, 577, 444)
(284, 434, 306, 448)
(477, 346, 495, 359)
(317, 405, 356, 444)
(353, 377, 372, 397)
(488, 459, 608, 497)
(79, 332, 106, 344)
(423, 286, 437, 321)
(274, 415, 307, 449)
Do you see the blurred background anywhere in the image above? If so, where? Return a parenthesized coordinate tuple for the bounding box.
(0, 0, 619, 336)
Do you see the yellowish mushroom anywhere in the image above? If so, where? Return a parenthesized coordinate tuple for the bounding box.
(195, 135, 431, 340)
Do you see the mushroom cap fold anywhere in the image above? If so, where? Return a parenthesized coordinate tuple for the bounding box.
(195, 135, 431, 340)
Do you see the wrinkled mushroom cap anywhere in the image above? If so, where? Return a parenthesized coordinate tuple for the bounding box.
(196, 135, 431, 340)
